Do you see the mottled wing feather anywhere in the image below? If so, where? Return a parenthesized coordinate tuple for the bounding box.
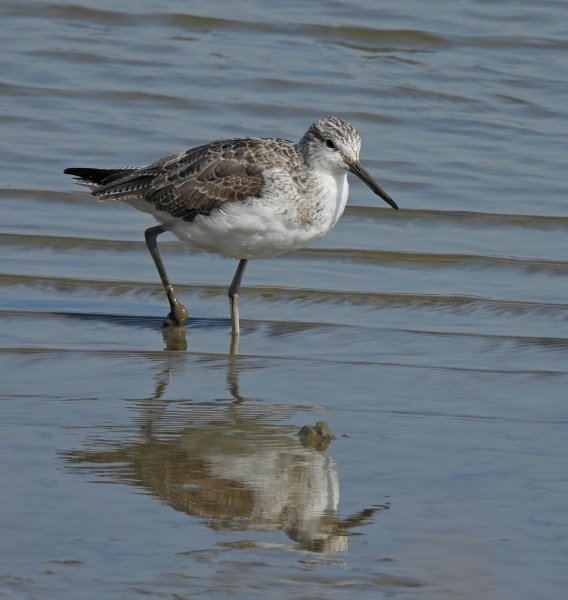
(151, 171, 265, 221)
(92, 137, 303, 222)
(145, 142, 267, 220)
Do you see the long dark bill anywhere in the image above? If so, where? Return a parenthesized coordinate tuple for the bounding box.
(348, 160, 398, 210)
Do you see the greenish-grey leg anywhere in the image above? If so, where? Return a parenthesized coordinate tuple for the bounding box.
(144, 225, 188, 327)
(228, 259, 248, 337)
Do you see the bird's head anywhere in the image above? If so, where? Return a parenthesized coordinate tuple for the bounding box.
(299, 116, 398, 210)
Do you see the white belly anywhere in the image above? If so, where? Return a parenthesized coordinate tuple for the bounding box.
(130, 168, 349, 260)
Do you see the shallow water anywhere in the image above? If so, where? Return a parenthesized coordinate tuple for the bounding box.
(1, 1, 567, 599)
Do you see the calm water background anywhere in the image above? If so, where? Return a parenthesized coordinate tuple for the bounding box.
(1, 1, 567, 598)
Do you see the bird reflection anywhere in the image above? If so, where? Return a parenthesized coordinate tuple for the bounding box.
(62, 330, 388, 553)
(161, 324, 188, 352)
(162, 323, 239, 354)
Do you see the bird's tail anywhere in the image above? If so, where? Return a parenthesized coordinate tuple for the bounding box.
(64, 167, 136, 187)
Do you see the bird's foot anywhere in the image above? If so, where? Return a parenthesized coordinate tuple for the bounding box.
(164, 302, 189, 327)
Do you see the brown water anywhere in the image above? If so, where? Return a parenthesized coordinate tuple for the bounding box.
(1, 1, 567, 599)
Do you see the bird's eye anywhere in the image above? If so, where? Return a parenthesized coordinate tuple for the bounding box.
(325, 139, 336, 149)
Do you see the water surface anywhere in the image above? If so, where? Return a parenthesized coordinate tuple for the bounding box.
(1, 1, 567, 599)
